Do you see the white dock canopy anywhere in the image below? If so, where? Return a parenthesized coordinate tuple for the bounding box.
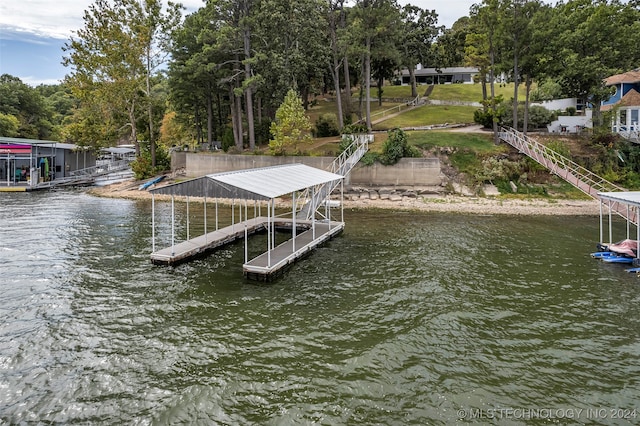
(149, 163, 343, 200)
(598, 191, 640, 208)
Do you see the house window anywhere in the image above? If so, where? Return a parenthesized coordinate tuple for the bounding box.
(620, 109, 627, 125)
(631, 110, 638, 128)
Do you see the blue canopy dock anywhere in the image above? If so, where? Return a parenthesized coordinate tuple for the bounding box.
(149, 164, 345, 281)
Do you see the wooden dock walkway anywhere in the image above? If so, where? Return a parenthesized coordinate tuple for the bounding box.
(243, 221, 344, 281)
(150, 216, 269, 265)
(151, 217, 344, 279)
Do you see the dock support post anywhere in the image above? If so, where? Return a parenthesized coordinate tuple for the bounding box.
(171, 195, 175, 256)
(267, 199, 271, 267)
(186, 196, 190, 240)
(232, 199, 235, 232)
(152, 194, 155, 252)
(637, 208, 639, 261)
(215, 198, 218, 231)
(312, 187, 316, 240)
(292, 191, 296, 253)
(341, 180, 344, 223)
(245, 200, 248, 264)
(599, 200, 603, 245)
(272, 200, 276, 249)
(204, 196, 207, 244)
(627, 205, 631, 239)
(608, 200, 613, 245)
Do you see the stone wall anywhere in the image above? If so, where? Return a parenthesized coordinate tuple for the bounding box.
(175, 152, 442, 188)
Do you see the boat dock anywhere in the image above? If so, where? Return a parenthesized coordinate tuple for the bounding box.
(149, 164, 350, 280)
(150, 216, 344, 280)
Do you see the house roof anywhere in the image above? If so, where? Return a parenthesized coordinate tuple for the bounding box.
(149, 163, 344, 201)
(605, 69, 640, 86)
(400, 67, 479, 76)
(601, 88, 640, 111)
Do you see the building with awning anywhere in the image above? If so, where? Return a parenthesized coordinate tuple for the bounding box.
(0, 137, 96, 187)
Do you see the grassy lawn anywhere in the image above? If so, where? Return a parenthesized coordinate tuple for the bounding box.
(408, 131, 504, 154)
(373, 105, 478, 130)
(374, 82, 529, 102)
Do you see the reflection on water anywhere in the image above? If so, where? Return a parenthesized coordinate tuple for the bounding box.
(1, 190, 639, 424)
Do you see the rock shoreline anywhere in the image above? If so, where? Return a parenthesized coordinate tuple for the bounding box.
(89, 180, 601, 216)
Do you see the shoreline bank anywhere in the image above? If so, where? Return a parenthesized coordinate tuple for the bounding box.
(88, 180, 601, 216)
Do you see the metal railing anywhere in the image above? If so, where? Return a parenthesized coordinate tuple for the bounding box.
(499, 127, 634, 224)
(296, 134, 370, 220)
(69, 159, 132, 177)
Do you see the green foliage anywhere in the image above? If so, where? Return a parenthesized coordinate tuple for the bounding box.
(222, 127, 235, 152)
(474, 109, 494, 128)
(315, 113, 340, 137)
(380, 128, 419, 165)
(131, 143, 170, 179)
(530, 79, 564, 102)
(545, 140, 571, 158)
(0, 113, 20, 137)
(500, 104, 554, 130)
(342, 123, 369, 134)
(269, 89, 313, 155)
(0, 74, 53, 139)
(360, 151, 380, 166)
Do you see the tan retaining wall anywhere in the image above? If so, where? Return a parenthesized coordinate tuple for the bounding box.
(177, 152, 441, 187)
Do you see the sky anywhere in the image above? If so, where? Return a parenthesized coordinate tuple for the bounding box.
(0, 0, 477, 86)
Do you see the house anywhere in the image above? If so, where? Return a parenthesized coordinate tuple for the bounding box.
(0, 137, 96, 187)
(399, 66, 479, 85)
(601, 68, 640, 142)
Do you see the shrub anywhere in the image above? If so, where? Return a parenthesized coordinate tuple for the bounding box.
(380, 128, 419, 165)
(222, 127, 235, 152)
(315, 113, 340, 137)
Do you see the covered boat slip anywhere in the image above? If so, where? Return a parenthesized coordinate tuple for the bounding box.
(596, 191, 640, 268)
(149, 164, 345, 280)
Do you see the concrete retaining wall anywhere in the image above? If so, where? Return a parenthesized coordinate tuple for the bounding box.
(177, 152, 442, 187)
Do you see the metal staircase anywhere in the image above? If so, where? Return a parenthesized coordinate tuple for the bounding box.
(296, 134, 370, 220)
(499, 127, 634, 224)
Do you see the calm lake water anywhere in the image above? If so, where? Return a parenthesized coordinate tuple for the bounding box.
(1, 190, 640, 424)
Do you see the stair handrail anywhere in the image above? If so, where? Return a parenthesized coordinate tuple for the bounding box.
(499, 127, 626, 194)
(499, 126, 634, 223)
(297, 134, 369, 220)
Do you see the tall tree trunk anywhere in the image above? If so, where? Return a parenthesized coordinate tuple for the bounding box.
(365, 36, 372, 131)
(243, 28, 255, 150)
(524, 75, 532, 137)
(146, 51, 155, 168)
(513, 50, 519, 132)
(490, 50, 498, 144)
(129, 101, 139, 157)
(343, 56, 352, 123)
(482, 79, 488, 111)
(207, 92, 213, 145)
(409, 67, 417, 98)
(331, 61, 344, 129)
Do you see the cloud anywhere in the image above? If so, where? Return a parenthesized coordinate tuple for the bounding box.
(0, 0, 203, 40)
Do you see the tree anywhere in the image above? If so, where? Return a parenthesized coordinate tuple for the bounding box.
(63, 0, 182, 159)
(0, 113, 20, 137)
(0, 74, 53, 139)
(542, 0, 640, 126)
(269, 89, 313, 155)
(351, 0, 402, 131)
(399, 5, 441, 98)
(469, 0, 502, 143)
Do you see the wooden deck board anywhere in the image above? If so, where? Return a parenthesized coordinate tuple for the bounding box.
(243, 221, 344, 280)
(150, 216, 343, 274)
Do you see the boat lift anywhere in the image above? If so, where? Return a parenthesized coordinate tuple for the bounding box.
(596, 192, 640, 269)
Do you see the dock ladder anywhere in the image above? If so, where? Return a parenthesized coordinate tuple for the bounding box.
(498, 127, 634, 224)
(297, 134, 370, 220)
